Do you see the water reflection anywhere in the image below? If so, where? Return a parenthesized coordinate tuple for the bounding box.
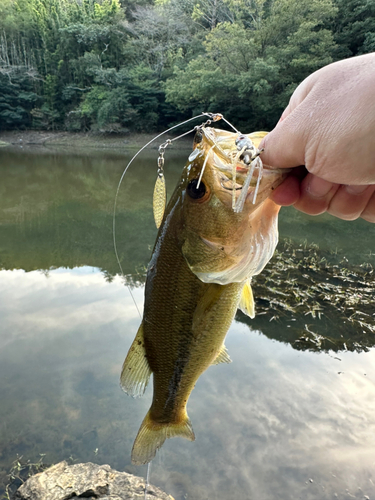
(0, 146, 375, 500)
(0, 268, 143, 473)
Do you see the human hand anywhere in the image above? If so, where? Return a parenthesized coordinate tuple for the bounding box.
(259, 53, 375, 222)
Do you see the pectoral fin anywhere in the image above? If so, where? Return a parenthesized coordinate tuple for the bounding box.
(211, 344, 232, 365)
(120, 322, 152, 398)
(238, 280, 255, 319)
(192, 283, 224, 332)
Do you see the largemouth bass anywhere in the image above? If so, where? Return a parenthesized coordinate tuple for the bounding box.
(121, 126, 286, 465)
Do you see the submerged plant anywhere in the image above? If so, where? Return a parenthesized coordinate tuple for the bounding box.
(242, 239, 375, 353)
(2, 455, 48, 500)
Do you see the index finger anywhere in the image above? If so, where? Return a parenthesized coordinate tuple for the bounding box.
(259, 73, 316, 168)
(259, 107, 308, 169)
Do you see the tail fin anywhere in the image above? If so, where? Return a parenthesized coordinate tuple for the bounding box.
(131, 410, 195, 465)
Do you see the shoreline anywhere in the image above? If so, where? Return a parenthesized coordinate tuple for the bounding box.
(0, 130, 193, 152)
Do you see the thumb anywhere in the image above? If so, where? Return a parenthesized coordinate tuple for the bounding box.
(259, 110, 307, 169)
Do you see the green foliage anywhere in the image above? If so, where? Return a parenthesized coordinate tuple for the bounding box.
(166, 0, 336, 129)
(126, 2, 195, 78)
(0, 70, 39, 130)
(0, 0, 373, 132)
(166, 0, 338, 129)
(332, 0, 375, 57)
(79, 65, 160, 131)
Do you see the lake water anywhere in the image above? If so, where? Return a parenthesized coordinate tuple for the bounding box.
(0, 142, 375, 500)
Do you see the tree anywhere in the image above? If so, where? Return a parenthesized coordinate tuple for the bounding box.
(331, 0, 375, 57)
(166, 0, 338, 130)
(0, 70, 39, 129)
(0, 0, 373, 132)
(125, 3, 194, 78)
(79, 64, 160, 132)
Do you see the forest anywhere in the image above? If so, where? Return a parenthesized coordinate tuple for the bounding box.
(0, 0, 374, 132)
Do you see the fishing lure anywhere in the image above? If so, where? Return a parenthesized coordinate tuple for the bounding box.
(149, 114, 265, 229)
(152, 141, 169, 228)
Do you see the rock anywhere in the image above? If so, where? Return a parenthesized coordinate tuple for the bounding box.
(15, 461, 174, 500)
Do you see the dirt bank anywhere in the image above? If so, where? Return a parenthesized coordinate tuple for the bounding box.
(0, 130, 192, 152)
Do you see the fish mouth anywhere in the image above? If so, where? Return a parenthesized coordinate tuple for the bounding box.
(194, 127, 290, 211)
(214, 164, 289, 211)
(219, 165, 288, 188)
(218, 165, 288, 191)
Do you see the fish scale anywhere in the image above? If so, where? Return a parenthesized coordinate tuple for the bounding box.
(120, 127, 287, 465)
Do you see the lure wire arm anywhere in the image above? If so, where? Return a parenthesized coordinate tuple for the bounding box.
(113, 113, 212, 288)
(155, 115, 223, 187)
(113, 110, 259, 301)
(202, 112, 223, 122)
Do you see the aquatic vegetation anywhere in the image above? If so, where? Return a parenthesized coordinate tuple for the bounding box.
(246, 239, 375, 353)
(2, 455, 48, 500)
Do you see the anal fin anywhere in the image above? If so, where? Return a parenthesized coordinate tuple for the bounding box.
(120, 322, 152, 398)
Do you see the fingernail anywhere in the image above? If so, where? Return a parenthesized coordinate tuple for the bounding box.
(345, 185, 368, 195)
(306, 176, 333, 198)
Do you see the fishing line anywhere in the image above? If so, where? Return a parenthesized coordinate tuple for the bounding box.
(144, 461, 152, 499)
(112, 112, 220, 315)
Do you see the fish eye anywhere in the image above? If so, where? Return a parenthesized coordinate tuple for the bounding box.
(193, 130, 203, 145)
(187, 179, 207, 200)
